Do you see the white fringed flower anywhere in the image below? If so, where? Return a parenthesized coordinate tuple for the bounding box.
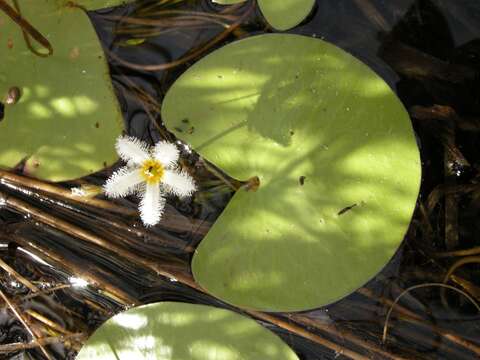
(104, 136, 196, 226)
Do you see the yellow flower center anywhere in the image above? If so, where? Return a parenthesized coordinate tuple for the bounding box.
(140, 159, 164, 184)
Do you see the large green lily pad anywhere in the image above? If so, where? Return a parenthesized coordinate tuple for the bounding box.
(77, 302, 299, 360)
(162, 34, 421, 312)
(0, 0, 128, 181)
(213, 0, 315, 31)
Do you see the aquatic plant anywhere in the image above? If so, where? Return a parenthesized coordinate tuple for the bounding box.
(104, 136, 196, 226)
(2, 1, 479, 359)
(77, 302, 299, 360)
(0, 0, 133, 181)
(162, 33, 421, 311)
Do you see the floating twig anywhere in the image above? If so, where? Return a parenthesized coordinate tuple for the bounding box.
(0, 0, 53, 56)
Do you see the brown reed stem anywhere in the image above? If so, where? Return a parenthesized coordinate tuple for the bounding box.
(0, 333, 85, 354)
(0, 195, 396, 358)
(0, 169, 135, 216)
(7, 234, 137, 306)
(436, 247, 480, 258)
(290, 313, 409, 360)
(0, 257, 39, 293)
(0, 0, 53, 56)
(0, 169, 210, 236)
(25, 309, 73, 335)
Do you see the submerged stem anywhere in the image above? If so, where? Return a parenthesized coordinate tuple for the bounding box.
(201, 160, 240, 192)
(0, 169, 135, 215)
(8, 233, 137, 306)
(107, 0, 255, 71)
(436, 246, 480, 258)
(0, 169, 210, 236)
(242, 176, 260, 192)
(0, 256, 39, 293)
(2, 190, 368, 358)
(382, 283, 480, 344)
(0, 334, 85, 355)
(0, 289, 53, 360)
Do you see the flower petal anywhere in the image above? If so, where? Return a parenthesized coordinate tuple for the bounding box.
(139, 183, 165, 226)
(152, 141, 179, 168)
(104, 167, 144, 198)
(116, 136, 150, 165)
(162, 169, 196, 197)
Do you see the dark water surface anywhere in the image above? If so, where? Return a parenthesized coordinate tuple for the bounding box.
(1, 0, 480, 359)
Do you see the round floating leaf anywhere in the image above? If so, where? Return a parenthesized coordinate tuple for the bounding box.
(0, 1, 124, 181)
(212, 0, 315, 30)
(162, 34, 421, 312)
(77, 302, 299, 360)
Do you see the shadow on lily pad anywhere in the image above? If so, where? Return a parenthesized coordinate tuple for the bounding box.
(76, 302, 299, 360)
(0, 0, 126, 181)
(161, 34, 422, 312)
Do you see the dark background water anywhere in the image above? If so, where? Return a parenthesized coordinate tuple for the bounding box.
(1, 0, 480, 359)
